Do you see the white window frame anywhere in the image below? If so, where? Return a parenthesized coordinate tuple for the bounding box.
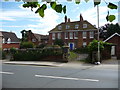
(90, 31, 94, 38)
(58, 25, 62, 30)
(66, 25, 70, 29)
(52, 33, 55, 40)
(74, 32, 78, 39)
(83, 32, 87, 39)
(57, 33, 61, 39)
(32, 39, 36, 42)
(69, 32, 73, 39)
(83, 42, 87, 47)
(75, 24, 79, 29)
(7, 38, 11, 44)
(65, 32, 68, 39)
(2, 38, 5, 44)
(83, 24, 87, 28)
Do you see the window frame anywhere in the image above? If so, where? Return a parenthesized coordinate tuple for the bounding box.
(74, 32, 78, 39)
(89, 31, 94, 38)
(75, 24, 79, 29)
(83, 24, 87, 28)
(52, 33, 55, 40)
(82, 31, 87, 39)
(69, 32, 73, 39)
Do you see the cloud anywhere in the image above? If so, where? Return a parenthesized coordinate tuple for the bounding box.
(79, 6, 117, 27)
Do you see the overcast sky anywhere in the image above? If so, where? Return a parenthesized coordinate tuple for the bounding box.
(0, 0, 119, 38)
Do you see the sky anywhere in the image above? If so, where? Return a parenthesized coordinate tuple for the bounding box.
(0, 0, 119, 38)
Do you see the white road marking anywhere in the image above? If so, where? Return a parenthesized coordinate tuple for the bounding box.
(35, 75, 99, 82)
(0, 72, 14, 75)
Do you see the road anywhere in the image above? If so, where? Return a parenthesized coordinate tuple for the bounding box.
(1, 63, 118, 88)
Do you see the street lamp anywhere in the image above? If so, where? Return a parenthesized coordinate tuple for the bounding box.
(96, 5, 101, 65)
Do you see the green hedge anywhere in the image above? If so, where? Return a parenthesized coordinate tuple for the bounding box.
(73, 47, 88, 54)
(12, 48, 63, 61)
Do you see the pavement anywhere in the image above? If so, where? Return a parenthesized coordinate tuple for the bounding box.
(1, 58, 119, 69)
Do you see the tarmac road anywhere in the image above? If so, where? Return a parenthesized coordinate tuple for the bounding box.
(1, 63, 118, 88)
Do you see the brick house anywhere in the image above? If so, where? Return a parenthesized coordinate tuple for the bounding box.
(104, 33, 120, 59)
(0, 31, 20, 50)
(0, 32, 2, 49)
(49, 14, 98, 50)
(27, 31, 49, 46)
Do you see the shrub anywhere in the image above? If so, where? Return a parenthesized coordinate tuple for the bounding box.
(73, 47, 88, 54)
(54, 39, 64, 47)
(12, 48, 63, 61)
(20, 42, 35, 49)
(10, 47, 17, 54)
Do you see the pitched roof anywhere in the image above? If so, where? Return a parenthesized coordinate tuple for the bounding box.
(0, 31, 20, 43)
(104, 33, 120, 42)
(49, 20, 97, 32)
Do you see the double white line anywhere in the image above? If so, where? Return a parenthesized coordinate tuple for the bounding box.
(35, 74, 99, 82)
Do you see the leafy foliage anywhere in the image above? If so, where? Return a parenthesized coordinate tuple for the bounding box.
(20, 42, 35, 49)
(54, 39, 64, 47)
(4, 0, 118, 22)
(108, 3, 118, 9)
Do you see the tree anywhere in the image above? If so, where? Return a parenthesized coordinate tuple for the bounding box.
(21, 30, 32, 42)
(54, 38, 64, 47)
(100, 23, 120, 39)
(107, 23, 120, 38)
(5, 0, 118, 22)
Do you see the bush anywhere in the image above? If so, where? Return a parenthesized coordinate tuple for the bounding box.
(54, 39, 64, 47)
(36, 44, 46, 48)
(73, 47, 88, 54)
(20, 42, 35, 49)
(10, 47, 17, 54)
(12, 48, 63, 61)
(2, 51, 6, 59)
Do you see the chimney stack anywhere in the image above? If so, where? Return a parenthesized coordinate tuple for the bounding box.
(65, 15, 67, 23)
(80, 14, 83, 22)
(68, 18, 70, 22)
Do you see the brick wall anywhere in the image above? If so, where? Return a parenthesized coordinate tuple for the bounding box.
(106, 35, 120, 59)
(49, 30, 97, 48)
(2, 43, 20, 49)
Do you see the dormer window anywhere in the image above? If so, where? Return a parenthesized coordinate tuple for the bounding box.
(83, 24, 87, 28)
(66, 25, 70, 29)
(75, 24, 79, 29)
(58, 25, 62, 30)
(2, 38, 5, 44)
(7, 38, 11, 44)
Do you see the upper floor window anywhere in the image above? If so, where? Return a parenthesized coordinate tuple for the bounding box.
(83, 24, 87, 28)
(69, 32, 73, 39)
(2, 38, 5, 44)
(74, 32, 78, 39)
(65, 32, 68, 39)
(32, 39, 36, 42)
(58, 25, 62, 30)
(83, 32, 87, 39)
(89, 31, 94, 38)
(7, 38, 11, 44)
(66, 25, 70, 29)
(75, 24, 79, 29)
(57, 33, 61, 39)
(52, 33, 55, 40)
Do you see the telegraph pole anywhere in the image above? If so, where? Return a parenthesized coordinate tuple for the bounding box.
(97, 5, 100, 64)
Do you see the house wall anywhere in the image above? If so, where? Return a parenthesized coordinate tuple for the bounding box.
(49, 30, 97, 48)
(106, 35, 120, 59)
(2, 43, 20, 50)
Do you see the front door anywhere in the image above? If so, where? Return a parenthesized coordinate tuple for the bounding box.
(69, 43, 74, 50)
(111, 46, 115, 56)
